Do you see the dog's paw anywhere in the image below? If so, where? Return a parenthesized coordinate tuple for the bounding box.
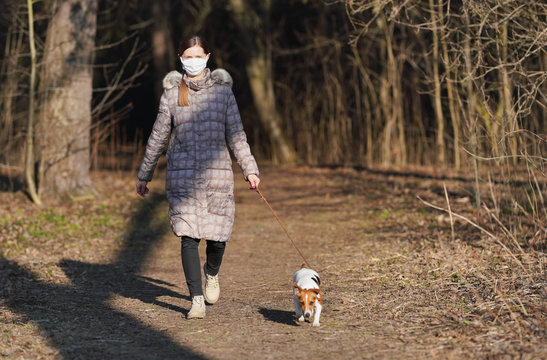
(297, 315, 305, 322)
(312, 322, 321, 327)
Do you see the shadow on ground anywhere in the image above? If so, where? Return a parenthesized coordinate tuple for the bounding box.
(1, 192, 206, 359)
(258, 307, 298, 326)
(0, 172, 24, 192)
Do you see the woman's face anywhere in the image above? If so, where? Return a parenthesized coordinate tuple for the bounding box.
(181, 45, 209, 60)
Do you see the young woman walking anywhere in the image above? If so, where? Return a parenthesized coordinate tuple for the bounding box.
(136, 35, 260, 319)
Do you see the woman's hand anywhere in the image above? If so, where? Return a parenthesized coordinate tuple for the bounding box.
(248, 174, 260, 189)
(136, 180, 149, 197)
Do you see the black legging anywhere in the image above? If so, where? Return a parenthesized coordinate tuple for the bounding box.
(180, 236, 226, 297)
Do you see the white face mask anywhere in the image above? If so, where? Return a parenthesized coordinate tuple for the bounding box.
(180, 55, 209, 76)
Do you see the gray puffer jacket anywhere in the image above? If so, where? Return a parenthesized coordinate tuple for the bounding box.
(138, 68, 259, 242)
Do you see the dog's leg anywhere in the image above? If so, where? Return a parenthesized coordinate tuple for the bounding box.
(294, 295, 304, 322)
(312, 303, 322, 327)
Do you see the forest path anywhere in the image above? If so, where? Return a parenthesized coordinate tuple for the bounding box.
(131, 165, 409, 359)
(1, 165, 544, 359)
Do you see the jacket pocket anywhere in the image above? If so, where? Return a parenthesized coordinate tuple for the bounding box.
(206, 192, 234, 217)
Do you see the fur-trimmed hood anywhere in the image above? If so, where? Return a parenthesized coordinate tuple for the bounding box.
(162, 68, 233, 90)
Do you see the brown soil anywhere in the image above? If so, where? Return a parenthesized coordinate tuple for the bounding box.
(1, 165, 545, 359)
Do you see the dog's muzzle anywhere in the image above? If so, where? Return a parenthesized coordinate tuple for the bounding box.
(304, 312, 311, 318)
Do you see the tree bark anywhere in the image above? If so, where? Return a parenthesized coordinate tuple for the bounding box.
(228, 0, 295, 163)
(378, 14, 406, 166)
(151, 0, 175, 100)
(0, 4, 24, 164)
(429, 0, 446, 165)
(500, 21, 517, 166)
(25, 0, 42, 205)
(439, 0, 461, 170)
(463, 8, 481, 211)
(37, 0, 97, 200)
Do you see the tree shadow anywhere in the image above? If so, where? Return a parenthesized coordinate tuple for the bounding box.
(1, 84, 252, 358)
(315, 164, 537, 187)
(258, 307, 298, 326)
(0, 192, 208, 359)
(0, 172, 24, 192)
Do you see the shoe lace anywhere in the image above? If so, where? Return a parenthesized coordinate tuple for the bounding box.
(193, 296, 204, 305)
(206, 273, 219, 287)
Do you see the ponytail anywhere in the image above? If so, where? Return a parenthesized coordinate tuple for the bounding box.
(179, 80, 189, 107)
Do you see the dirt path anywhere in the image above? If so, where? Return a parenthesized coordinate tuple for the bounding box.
(1, 165, 545, 359)
(131, 168, 401, 359)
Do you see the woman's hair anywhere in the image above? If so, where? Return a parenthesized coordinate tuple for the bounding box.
(176, 35, 209, 107)
(177, 35, 209, 58)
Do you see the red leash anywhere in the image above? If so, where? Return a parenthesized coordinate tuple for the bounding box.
(255, 187, 312, 269)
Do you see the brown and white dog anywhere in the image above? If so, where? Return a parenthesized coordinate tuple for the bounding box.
(293, 266, 322, 327)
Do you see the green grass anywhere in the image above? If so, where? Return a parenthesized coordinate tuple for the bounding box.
(0, 198, 139, 260)
(380, 209, 391, 218)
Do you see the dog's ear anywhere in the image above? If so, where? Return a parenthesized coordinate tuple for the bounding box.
(310, 288, 321, 303)
(293, 283, 302, 296)
(311, 288, 321, 295)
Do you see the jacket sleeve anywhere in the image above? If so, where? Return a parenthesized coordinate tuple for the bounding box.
(225, 88, 259, 180)
(137, 90, 172, 182)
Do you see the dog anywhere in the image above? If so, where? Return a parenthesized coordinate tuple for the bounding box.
(293, 266, 322, 327)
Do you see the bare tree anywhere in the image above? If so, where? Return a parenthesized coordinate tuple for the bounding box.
(0, 3, 26, 169)
(228, 0, 295, 163)
(1, 0, 147, 198)
(438, 0, 461, 169)
(150, 0, 175, 100)
(428, 0, 446, 165)
(24, 0, 41, 204)
(341, 0, 546, 244)
(37, 0, 97, 199)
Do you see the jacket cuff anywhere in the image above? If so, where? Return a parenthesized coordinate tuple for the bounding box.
(243, 167, 259, 181)
(137, 169, 153, 182)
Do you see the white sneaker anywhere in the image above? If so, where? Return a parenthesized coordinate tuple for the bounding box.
(187, 295, 205, 319)
(203, 264, 220, 304)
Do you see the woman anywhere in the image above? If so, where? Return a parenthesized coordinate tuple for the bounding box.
(136, 35, 260, 319)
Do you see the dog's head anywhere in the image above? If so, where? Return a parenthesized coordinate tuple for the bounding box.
(293, 283, 321, 319)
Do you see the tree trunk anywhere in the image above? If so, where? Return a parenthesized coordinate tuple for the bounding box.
(151, 0, 175, 100)
(0, 5, 24, 164)
(439, 0, 461, 170)
(500, 21, 517, 166)
(37, 0, 97, 200)
(25, 0, 42, 205)
(378, 14, 406, 166)
(228, 0, 295, 163)
(463, 8, 481, 211)
(429, 0, 446, 165)
(394, 55, 407, 166)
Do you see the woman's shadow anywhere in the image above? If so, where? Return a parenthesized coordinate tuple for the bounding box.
(59, 191, 191, 315)
(1, 192, 206, 359)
